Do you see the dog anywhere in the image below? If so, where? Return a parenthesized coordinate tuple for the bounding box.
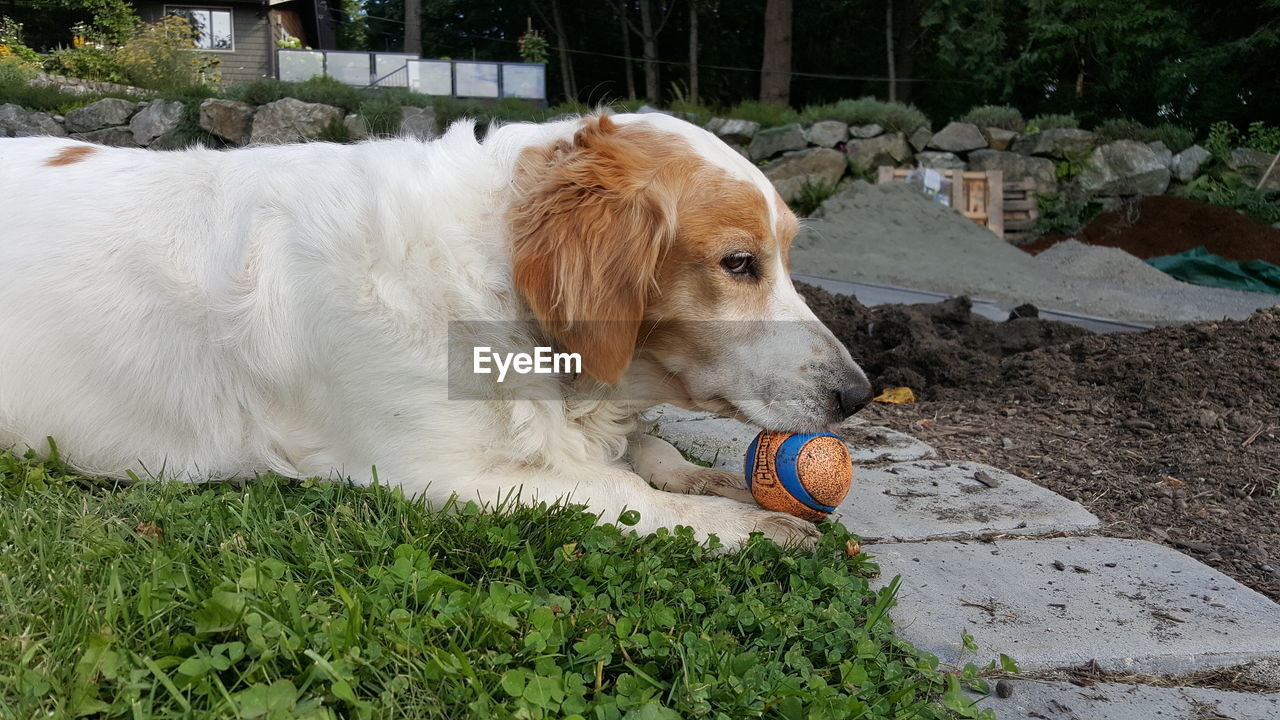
(0, 112, 871, 547)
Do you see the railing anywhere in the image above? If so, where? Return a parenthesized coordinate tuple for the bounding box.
(277, 49, 546, 100)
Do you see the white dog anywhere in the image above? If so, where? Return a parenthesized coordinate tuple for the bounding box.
(0, 112, 871, 546)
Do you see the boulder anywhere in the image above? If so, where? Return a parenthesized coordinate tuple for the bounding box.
(706, 117, 760, 145)
(343, 113, 368, 140)
(636, 105, 672, 115)
(0, 103, 67, 137)
(199, 98, 254, 145)
(1011, 128, 1099, 159)
(130, 100, 185, 146)
(1077, 140, 1171, 196)
(927, 121, 986, 153)
(1229, 147, 1280, 191)
(64, 98, 137, 133)
(984, 127, 1017, 151)
(805, 120, 848, 148)
(914, 151, 966, 170)
(70, 126, 139, 147)
(747, 123, 807, 161)
(849, 123, 884, 139)
(967, 149, 1057, 194)
(400, 106, 436, 139)
(846, 132, 912, 173)
(907, 126, 933, 152)
(1170, 144, 1210, 184)
(1148, 140, 1174, 169)
(762, 147, 847, 202)
(250, 98, 343, 144)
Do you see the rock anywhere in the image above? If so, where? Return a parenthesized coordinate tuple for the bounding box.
(914, 151, 966, 170)
(1171, 144, 1210, 183)
(250, 98, 343, 144)
(746, 123, 807, 161)
(805, 120, 848, 148)
(907, 126, 933, 152)
(636, 105, 671, 115)
(975, 680, 1280, 719)
(1148, 140, 1174, 169)
(129, 99, 185, 146)
(1012, 128, 1099, 159)
(706, 117, 760, 145)
(198, 98, 254, 145)
(1077, 140, 1172, 196)
(927, 121, 987, 153)
(984, 127, 1017, 151)
(399, 106, 436, 139)
(0, 103, 67, 137)
(846, 131, 912, 173)
(763, 147, 848, 202)
(871, 537, 1280, 674)
(69, 126, 139, 147)
(64, 98, 137, 134)
(1229, 147, 1280, 191)
(343, 113, 368, 140)
(849, 123, 884, 139)
(967, 149, 1058, 193)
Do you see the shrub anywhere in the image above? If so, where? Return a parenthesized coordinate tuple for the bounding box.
(1032, 192, 1102, 237)
(1245, 121, 1280, 154)
(1093, 118, 1148, 143)
(355, 97, 401, 136)
(1026, 113, 1078, 132)
(1179, 176, 1280, 225)
(726, 100, 800, 128)
(960, 105, 1024, 132)
(0, 17, 41, 64)
(116, 16, 220, 90)
(44, 46, 128, 84)
(1205, 120, 1239, 162)
(0, 54, 37, 87)
(801, 96, 928, 133)
(1149, 123, 1196, 153)
(789, 178, 840, 217)
(667, 98, 714, 126)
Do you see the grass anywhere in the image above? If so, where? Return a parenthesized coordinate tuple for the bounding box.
(0, 446, 991, 719)
(800, 97, 929, 134)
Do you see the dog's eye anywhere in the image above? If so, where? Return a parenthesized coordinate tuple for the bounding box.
(720, 252, 756, 277)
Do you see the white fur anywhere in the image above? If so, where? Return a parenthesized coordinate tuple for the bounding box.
(0, 115, 851, 546)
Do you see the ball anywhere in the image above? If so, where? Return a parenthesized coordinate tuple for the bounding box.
(744, 430, 853, 522)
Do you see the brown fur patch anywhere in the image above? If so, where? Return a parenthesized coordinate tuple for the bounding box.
(44, 145, 96, 167)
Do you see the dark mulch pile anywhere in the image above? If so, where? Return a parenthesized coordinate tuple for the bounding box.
(1021, 195, 1280, 265)
(797, 282, 1280, 602)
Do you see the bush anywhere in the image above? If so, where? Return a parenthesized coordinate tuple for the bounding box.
(724, 100, 800, 128)
(0, 54, 37, 86)
(789, 178, 840, 217)
(1027, 113, 1078, 131)
(1092, 118, 1194, 152)
(116, 16, 220, 90)
(1245, 121, 1280, 154)
(1033, 192, 1102, 237)
(44, 46, 128, 84)
(0, 17, 41, 64)
(960, 105, 1024, 132)
(355, 97, 401, 136)
(801, 96, 928, 133)
(1149, 123, 1196, 153)
(1179, 176, 1280, 225)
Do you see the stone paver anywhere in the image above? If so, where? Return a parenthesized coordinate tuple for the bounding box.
(836, 461, 1099, 542)
(970, 680, 1280, 720)
(647, 410, 935, 471)
(868, 537, 1280, 675)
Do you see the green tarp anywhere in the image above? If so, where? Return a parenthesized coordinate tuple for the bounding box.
(1145, 246, 1280, 295)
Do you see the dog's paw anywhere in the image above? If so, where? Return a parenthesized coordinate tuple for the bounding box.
(654, 467, 754, 504)
(747, 509, 821, 549)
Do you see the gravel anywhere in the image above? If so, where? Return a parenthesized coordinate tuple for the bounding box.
(792, 182, 1278, 323)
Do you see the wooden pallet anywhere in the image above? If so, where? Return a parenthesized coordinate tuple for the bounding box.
(877, 167, 1038, 241)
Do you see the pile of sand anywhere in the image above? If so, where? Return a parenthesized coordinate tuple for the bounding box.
(792, 182, 1277, 323)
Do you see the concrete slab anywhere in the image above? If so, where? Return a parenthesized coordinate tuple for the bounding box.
(648, 413, 935, 471)
(638, 403, 721, 425)
(970, 680, 1280, 720)
(869, 537, 1280, 674)
(836, 461, 1099, 542)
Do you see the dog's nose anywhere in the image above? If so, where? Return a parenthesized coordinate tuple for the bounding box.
(836, 381, 874, 418)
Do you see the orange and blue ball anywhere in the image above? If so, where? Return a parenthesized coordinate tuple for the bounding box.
(745, 430, 853, 522)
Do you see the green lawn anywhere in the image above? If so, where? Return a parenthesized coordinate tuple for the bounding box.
(0, 446, 991, 719)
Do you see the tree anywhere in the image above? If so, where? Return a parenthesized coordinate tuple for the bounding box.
(533, 1, 578, 102)
(403, 0, 421, 55)
(612, 0, 677, 104)
(688, 0, 699, 105)
(760, 0, 792, 104)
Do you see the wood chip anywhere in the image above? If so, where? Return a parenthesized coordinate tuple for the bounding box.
(974, 470, 1002, 488)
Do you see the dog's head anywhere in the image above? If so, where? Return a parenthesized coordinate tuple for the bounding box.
(510, 113, 871, 431)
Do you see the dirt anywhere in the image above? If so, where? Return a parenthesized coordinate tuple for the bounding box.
(1022, 195, 1280, 265)
(797, 282, 1280, 602)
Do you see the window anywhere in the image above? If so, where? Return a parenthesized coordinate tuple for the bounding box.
(165, 7, 233, 51)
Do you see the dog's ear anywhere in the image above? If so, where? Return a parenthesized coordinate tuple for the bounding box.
(511, 115, 679, 385)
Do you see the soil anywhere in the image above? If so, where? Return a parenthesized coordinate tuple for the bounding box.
(797, 282, 1280, 602)
(1022, 195, 1280, 265)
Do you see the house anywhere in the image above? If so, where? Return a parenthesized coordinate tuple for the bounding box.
(131, 0, 340, 84)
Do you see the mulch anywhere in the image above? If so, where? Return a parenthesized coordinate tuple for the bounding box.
(797, 282, 1280, 602)
(1021, 195, 1280, 265)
